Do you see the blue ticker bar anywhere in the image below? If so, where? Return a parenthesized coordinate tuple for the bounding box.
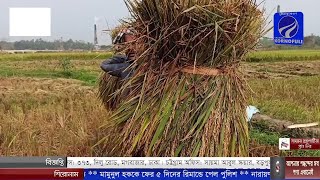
(84, 169, 270, 180)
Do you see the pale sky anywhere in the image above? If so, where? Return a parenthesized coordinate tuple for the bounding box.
(0, 0, 319, 45)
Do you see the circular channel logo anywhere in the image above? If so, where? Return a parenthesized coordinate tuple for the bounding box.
(278, 16, 299, 38)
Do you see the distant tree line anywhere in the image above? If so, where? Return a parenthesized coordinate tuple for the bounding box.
(259, 34, 320, 50)
(2, 36, 320, 51)
(0, 38, 94, 50)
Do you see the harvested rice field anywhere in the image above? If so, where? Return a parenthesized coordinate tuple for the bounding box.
(0, 50, 319, 157)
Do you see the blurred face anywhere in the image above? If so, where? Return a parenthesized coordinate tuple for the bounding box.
(114, 32, 135, 52)
(123, 33, 135, 43)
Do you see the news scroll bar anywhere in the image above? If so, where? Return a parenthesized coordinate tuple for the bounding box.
(66, 157, 270, 169)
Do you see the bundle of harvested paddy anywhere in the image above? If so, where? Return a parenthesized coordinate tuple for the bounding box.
(98, 0, 266, 157)
(98, 73, 123, 110)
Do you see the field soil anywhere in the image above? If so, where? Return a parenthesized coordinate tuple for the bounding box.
(242, 60, 320, 79)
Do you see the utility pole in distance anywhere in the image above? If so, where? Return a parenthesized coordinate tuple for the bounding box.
(94, 17, 100, 51)
(277, 5, 280, 13)
(60, 37, 64, 51)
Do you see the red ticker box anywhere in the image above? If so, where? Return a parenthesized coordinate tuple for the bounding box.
(290, 138, 320, 150)
(0, 169, 83, 180)
(285, 157, 320, 179)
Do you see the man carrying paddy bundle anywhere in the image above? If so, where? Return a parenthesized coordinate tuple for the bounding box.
(97, 0, 267, 157)
(100, 28, 135, 79)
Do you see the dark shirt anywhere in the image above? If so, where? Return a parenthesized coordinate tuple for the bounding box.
(100, 55, 133, 78)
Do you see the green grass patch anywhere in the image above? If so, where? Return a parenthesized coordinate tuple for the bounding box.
(249, 76, 320, 124)
(3, 50, 320, 63)
(250, 129, 280, 146)
(252, 100, 315, 123)
(0, 52, 113, 62)
(0, 68, 99, 86)
(248, 50, 320, 62)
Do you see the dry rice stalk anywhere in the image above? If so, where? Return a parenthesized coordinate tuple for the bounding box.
(98, 73, 126, 111)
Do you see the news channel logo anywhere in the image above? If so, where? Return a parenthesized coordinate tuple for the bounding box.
(279, 138, 290, 150)
(274, 12, 304, 46)
(279, 16, 298, 38)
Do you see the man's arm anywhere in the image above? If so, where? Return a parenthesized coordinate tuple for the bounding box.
(100, 55, 132, 78)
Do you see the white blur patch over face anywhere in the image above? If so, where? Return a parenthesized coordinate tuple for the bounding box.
(9, 8, 51, 36)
